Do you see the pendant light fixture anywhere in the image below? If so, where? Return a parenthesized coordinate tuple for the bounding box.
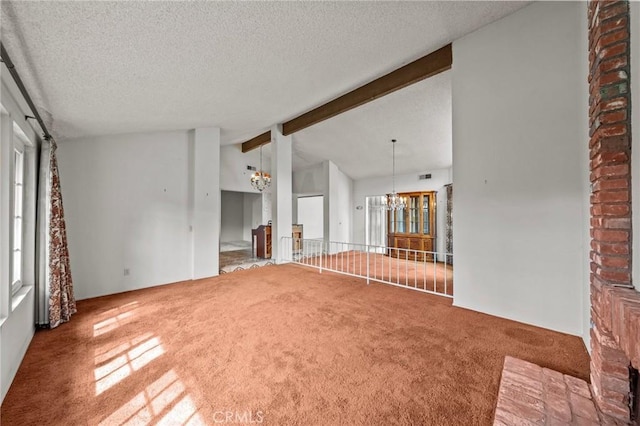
(385, 139, 407, 211)
(250, 144, 271, 192)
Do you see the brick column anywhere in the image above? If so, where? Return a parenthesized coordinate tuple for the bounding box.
(588, 0, 635, 421)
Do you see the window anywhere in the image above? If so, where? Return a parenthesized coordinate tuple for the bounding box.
(11, 140, 24, 296)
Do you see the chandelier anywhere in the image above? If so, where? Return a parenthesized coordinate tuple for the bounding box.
(385, 139, 407, 211)
(250, 144, 271, 192)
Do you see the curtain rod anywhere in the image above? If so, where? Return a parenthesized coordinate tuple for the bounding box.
(0, 42, 52, 140)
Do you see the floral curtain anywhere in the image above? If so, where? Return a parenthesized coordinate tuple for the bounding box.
(37, 138, 76, 328)
(48, 140, 76, 327)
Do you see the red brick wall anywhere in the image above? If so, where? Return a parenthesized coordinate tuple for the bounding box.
(588, 0, 639, 421)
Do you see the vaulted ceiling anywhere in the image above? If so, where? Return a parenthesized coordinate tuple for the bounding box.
(1, 1, 529, 178)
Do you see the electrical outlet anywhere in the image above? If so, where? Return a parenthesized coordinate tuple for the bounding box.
(124, 268, 130, 276)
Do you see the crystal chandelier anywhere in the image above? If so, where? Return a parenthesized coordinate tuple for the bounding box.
(385, 139, 407, 211)
(250, 144, 271, 192)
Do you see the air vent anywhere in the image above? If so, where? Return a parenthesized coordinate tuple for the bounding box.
(419, 174, 432, 180)
(247, 165, 256, 171)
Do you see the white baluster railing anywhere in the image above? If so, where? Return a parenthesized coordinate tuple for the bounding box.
(280, 237, 453, 298)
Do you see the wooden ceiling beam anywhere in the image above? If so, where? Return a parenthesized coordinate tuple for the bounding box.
(241, 43, 452, 152)
(283, 44, 452, 136)
(241, 131, 271, 153)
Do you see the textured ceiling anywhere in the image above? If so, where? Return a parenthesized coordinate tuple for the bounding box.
(1, 1, 529, 178)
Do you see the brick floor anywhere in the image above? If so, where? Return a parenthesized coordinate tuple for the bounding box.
(493, 356, 631, 425)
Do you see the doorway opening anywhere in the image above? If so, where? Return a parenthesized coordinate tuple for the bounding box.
(220, 190, 272, 273)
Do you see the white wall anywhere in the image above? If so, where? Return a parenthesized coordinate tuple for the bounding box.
(261, 192, 272, 226)
(352, 167, 452, 253)
(243, 192, 263, 241)
(324, 161, 353, 245)
(220, 144, 272, 194)
(191, 127, 221, 280)
(293, 163, 324, 195)
(243, 195, 252, 241)
(293, 163, 324, 240)
(0, 68, 41, 402)
(59, 131, 195, 300)
(221, 191, 245, 242)
(0, 290, 33, 402)
(452, 2, 589, 336)
(220, 144, 272, 237)
(220, 190, 262, 243)
(292, 161, 353, 246)
(297, 196, 324, 239)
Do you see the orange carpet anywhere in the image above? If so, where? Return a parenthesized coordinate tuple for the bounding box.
(1, 264, 589, 425)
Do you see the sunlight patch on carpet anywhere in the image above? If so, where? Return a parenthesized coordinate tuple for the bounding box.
(98, 369, 205, 426)
(94, 334, 165, 395)
(94, 332, 154, 362)
(93, 301, 140, 336)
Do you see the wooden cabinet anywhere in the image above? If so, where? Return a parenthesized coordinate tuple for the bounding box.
(387, 191, 436, 261)
(253, 225, 272, 259)
(252, 224, 304, 258)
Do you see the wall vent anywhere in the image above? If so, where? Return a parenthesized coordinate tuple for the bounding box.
(247, 165, 256, 171)
(418, 174, 432, 180)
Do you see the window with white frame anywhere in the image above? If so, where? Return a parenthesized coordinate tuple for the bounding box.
(11, 137, 25, 296)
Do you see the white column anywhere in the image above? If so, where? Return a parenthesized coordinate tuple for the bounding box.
(261, 192, 272, 225)
(292, 195, 298, 225)
(322, 161, 331, 251)
(191, 127, 221, 279)
(322, 160, 353, 253)
(271, 125, 292, 263)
